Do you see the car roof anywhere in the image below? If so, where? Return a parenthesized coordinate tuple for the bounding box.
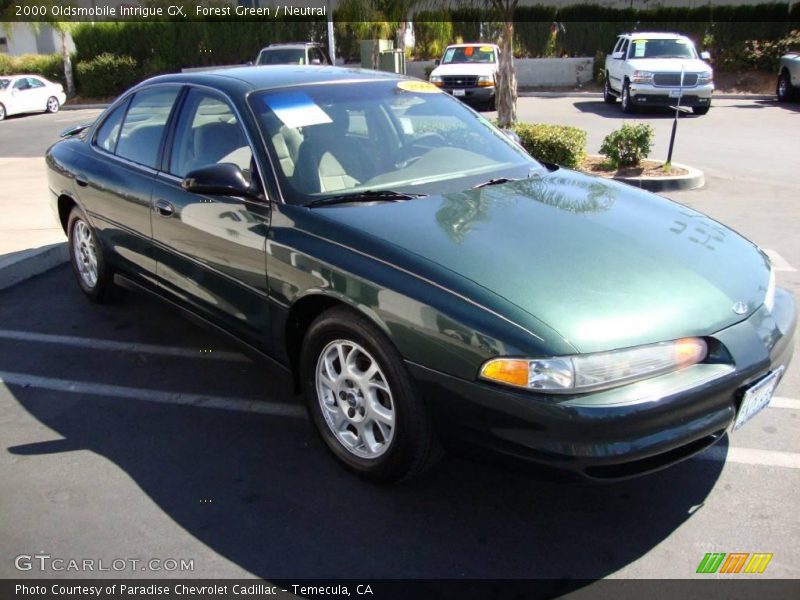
(141, 65, 404, 93)
(620, 32, 690, 39)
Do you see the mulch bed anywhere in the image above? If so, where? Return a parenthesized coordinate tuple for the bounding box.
(580, 155, 688, 179)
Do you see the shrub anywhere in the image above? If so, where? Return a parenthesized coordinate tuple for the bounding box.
(507, 123, 587, 169)
(0, 53, 65, 85)
(600, 123, 654, 168)
(75, 53, 139, 98)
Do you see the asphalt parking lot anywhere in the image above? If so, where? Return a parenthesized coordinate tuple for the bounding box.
(0, 97, 799, 584)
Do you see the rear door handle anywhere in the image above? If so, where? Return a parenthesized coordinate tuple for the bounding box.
(75, 174, 88, 187)
(154, 199, 175, 217)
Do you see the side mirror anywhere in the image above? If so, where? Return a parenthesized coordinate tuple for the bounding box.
(434, 58, 440, 66)
(700, 51, 711, 61)
(611, 51, 624, 60)
(182, 163, 259, 199)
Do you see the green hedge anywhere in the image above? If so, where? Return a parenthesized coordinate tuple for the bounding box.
(75, 53, 139, 98)
(0, 53, 65, 85)
(508, 123, 587, 168)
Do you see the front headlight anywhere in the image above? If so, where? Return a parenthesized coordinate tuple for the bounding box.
(477, 75, 495, 87)
(764, 266, 776, 312)
(430, 75, 443, 86)
(480, 338, 708, 393)
(631, 70, 654, 84)
(698, 71, 714, 84)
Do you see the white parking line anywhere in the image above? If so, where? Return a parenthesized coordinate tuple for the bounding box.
(698, 446, 800, 470)
(0, 329, 249, 362)
(763, 249, 797, 272)
(771, 396, 800, 410)
(0, 371, 305, 419)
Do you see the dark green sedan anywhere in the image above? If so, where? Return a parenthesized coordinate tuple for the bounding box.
(46, 67, 795, 483)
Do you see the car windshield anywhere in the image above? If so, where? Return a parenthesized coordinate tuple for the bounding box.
(249, 79, 543, 206)
(258, 49, 306, 65)
(441, 46, 496, 64)
(630, 38, 697, 59)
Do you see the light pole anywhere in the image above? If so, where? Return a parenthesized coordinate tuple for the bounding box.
(327, 0, 336, 64)
(666, 62, 690, 167)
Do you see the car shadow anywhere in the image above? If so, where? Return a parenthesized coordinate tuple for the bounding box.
(573, 101, 703, 119)
(1, 267, 727, 585)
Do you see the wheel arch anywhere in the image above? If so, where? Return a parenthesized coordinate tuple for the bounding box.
(57, 194, 78, 234)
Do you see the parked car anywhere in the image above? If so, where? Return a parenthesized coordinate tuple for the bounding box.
(777, 52, 800, 102)
(46, 67, 795, 483)
(429, 43, 499, 109)
(0, 74, 66, 121)
(255, 42, 331, 66)
(604, 32, 714, 115)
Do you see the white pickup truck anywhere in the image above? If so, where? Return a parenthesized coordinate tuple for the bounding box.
(603, 32, 714, 115)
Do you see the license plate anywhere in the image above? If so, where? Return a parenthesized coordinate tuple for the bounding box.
(669, 90, 682, 98)
(453, 89, 466, 97)
(733, 367, 784, 431)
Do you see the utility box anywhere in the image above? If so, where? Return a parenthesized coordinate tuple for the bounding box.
(379, 49, 406, 75)
(359, 39, 394, 70)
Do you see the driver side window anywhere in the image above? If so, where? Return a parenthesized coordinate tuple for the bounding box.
(169, 89, 253, 179)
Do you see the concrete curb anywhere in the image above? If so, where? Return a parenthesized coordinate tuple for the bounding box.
(611, 161, 705, 192)
(518, 91, 775, 101)
(0, 243, 68, 292)
(62, 104, 108, 111)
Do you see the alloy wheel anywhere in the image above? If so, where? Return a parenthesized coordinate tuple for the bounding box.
(47, 97, 60, 113)
(72, 220, 98, 289)
(315, 339, 395, 459)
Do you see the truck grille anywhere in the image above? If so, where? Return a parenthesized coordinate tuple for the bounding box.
(653, 73, 699, 87)
(441, 76, 479, 87)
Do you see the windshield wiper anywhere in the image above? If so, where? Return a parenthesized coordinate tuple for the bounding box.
(472, 177, 520, 189)
(306, 190, 427, 208)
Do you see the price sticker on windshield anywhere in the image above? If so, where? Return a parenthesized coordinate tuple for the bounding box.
(397, 81, 441, 94)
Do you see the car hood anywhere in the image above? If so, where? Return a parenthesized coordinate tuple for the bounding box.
(314, 170, 770, 354)
(627, 57, 712, 74)
(431, 63, 497, 77)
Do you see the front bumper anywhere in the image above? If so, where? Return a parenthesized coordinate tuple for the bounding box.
(410, 288, 796, 480)
(440, 85, 495, 105)
(629, 82, 714, 107)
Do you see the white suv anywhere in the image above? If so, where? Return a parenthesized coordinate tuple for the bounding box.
(604, 32, 714, 115)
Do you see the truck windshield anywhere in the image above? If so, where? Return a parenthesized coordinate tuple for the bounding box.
(258, 49, 306, 65)
(442, 46, 496, 64)
(630, 38, 697, 59)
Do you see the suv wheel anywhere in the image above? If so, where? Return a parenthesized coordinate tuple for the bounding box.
(621, 81, 636, 113)
(603, 75, 616, 104)
(777, 71, 794, 103)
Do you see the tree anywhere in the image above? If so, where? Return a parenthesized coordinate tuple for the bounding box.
(488, 0, 518, 127)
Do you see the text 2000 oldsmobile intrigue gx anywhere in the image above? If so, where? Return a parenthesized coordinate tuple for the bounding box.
(46, 67, 795, 483)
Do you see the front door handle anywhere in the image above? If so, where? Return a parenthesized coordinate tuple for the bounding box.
(154, 199, 175, 217)
(75, 174, 89, 187)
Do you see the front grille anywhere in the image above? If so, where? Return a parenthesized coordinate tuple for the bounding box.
(653, 73, 699, 87)
(441, 75, 479, 87)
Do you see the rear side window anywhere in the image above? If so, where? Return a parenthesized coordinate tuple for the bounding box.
(115, 87, 180, 169)
(94, 100, 129, 153)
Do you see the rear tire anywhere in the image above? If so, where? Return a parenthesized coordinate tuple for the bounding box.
(621, 80, 636, 113)
(67, 206, 120, 303)
(46, 96, 60, 114)
(777, 72, 794, 103)
(603, 75, 616, 104)
(300, 305, 441, 484)
(0, 103, 6, 121)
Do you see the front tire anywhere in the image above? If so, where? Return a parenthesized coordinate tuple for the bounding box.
(67, 206, 119, 303)
(621, 80, 636, 113)
(692, 104, 711, 115)
(46, 96, 60, 113)
(777, 72, 794, 103)
(603, 75, 616, 104)
(300, 306, 439, 483)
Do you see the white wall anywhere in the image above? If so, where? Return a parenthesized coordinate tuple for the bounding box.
(0, 23, 75, 57)
(407, 57, 595, 87)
